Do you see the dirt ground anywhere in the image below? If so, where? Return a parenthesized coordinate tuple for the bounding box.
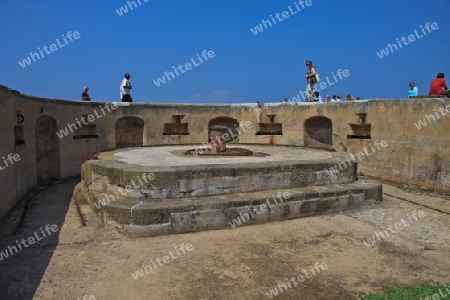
(0, 179, 449, 300)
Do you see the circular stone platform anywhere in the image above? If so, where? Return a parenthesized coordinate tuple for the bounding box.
(97, 145, 336, 167)
(83, 145, 356, 200)
(77, 145, 382, 236)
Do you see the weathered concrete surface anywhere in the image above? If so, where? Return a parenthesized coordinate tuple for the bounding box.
(77, 184, 382, 239)
(0, 180, 449, 300)
(83, 179, 381, 238)
(0, 86, 35, 221)
(81, 145, 356, 199)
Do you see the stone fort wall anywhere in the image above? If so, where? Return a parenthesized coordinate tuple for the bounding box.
(0, 84, 449, 219)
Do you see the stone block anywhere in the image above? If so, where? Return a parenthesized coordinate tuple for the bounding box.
(124, 223, 172, 238)
(299, 199, 318, 217)
(310, 186, 336, 198)
(225, 205, 270, 228)
(91, 172, 109, 185)
(334, 195, 349, 211)
(104, 185, 143, 198)
(131, 202, 171, 225)
(298, 188, 320, 200)
(315, 198, 336, 214)
(364, 184, 383, 201)
(349, 193, 365, 207)
(269, 202, 292, 221)
(284, 200, 303, 219)
(171, 209, 227, 234)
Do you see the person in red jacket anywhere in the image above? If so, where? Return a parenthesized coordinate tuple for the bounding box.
(429, 73, 450, 96)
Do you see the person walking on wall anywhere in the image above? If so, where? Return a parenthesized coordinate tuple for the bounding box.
(81, 86, 91, 101)
(120, 73, 133, 102)
(408, 82, 418, 98)
(429, 73, 450, 97)
(304, 60, 317, 102)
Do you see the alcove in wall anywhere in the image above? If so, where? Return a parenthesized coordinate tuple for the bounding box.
(73, 115, 98, 139)
(347, 113, 371, 139)
(163, 115, 189, 135)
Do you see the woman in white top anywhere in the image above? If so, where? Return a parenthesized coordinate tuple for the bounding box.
(304, 60, 317, 102)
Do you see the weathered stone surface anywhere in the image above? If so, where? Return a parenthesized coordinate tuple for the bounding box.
(334, 195, 350, 211)
(171, 210, 227, 234)
(1, 85, 449, 222)
(76, 180, 384, 237)
(123, 223, 171, 238)
(83, 146, 357, 200)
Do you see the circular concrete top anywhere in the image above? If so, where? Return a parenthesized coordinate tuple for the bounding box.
(97, 145, 335, 167)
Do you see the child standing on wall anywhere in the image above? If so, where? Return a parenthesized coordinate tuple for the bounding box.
(408, 82, 418, 98)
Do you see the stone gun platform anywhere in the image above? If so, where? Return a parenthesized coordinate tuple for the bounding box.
(75, 145, 382, 237)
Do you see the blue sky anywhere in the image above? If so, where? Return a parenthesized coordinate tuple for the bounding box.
(1, 0, 449, 103)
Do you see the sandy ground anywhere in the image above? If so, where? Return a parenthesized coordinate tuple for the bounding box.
(0, 179, 449, 300)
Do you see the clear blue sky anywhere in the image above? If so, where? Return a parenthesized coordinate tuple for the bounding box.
(1, 0, 449, 103)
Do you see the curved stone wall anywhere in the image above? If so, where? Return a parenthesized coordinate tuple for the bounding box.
(0, 84, 449, 219)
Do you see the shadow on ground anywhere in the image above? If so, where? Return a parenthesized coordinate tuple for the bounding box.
(0, 179, 78, 300)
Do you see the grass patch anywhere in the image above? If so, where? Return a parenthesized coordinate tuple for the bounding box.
(363, 285, 449, 299)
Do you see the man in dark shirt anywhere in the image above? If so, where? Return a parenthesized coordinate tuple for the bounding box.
(81, 86, 91, 101)
(429, 73, 450, 96)
(120, 73, 133, 102)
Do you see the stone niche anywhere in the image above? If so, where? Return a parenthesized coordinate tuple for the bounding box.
(115, 116, 144, 147)
(347, 113, 371, 139)
(208, 117, 239, 143)
(73, 115, 98, 139)
(163, 115, 189, 135)
(256, 114, 283, 135)
(14, 109, 25, 145)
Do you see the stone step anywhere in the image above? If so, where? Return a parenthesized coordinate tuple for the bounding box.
(83, 146, 357, 199)
(93, 178, 381, 238)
